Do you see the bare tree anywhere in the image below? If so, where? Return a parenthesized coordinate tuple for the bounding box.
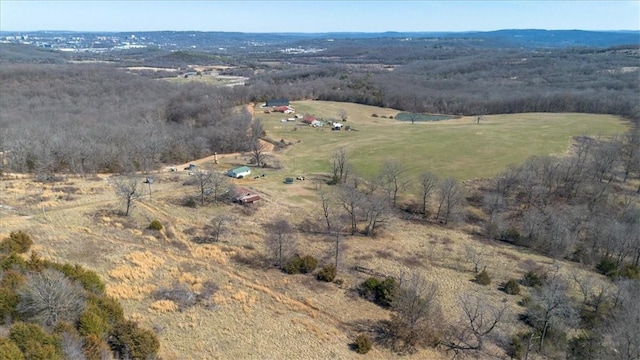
(444, 294, 507, 353)
(362, 193, 391, 237)
(265, 219, 296, 269)
(387, 271, 443, 352)
(192, 169, 213, 205)
(435, 177, 465, 225)
(337, 184, 363, 235)
(338, 109, 348, 122)
(208, 171, 230, 204)
(526, 273, 578, 353)
(113, 176, 143, 216)
(465, 245, 487, 274)
(17, 269, 87, 327)
(381, 160, 408, 207)
(605, 279, 640, 360)
(210, 215, 233, 243)
(247, 139, 270, 168)
(417, 171, 439, 217)
(331, 147, 351, 184)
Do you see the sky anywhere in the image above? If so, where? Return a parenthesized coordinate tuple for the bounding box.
(1, 0, 639, 33)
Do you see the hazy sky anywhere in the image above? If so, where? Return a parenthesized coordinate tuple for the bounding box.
(1, 1, 639, 33)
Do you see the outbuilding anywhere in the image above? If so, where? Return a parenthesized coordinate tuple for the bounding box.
(233, 187, 261, 204)
(227, 166, 251, 178)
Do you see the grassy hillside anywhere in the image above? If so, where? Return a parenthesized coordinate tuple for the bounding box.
(0, 103, 631, 359)
(259, 101, 629, 180)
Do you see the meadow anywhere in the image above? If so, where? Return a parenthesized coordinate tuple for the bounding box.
(260, 101, 628, 180)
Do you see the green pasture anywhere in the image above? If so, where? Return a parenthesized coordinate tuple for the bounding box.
(258, 100, 629, 181)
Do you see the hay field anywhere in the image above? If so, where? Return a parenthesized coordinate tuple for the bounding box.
(259, 101, 628, 180)
(0, 103, 622, 359)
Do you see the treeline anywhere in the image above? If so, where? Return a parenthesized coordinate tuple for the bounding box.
(0, 64, 252, 174)
(248, 46, 640, 121)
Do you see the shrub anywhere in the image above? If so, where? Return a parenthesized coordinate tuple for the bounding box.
(299, 255, 318, 274)
(358, 277, 381, 302)
(78, 307, 109, 338)
(0, 253, 27, 271)
(352, 334, 372, 354)
(317, 265, 337, 282)
(83, 334, 111, 360)
(474, 270, 491, 285)
(358, 277, 397, 308)
(148, 220, 163, 231)
(0, 337, 24, 360)
(1, 231, 33, 254)
(282, 255, 318, 274)
(503, 279, 521, 295)
(184, 196, 197, 208)
(618, 264, 639, 279)
(521, 270, 544, 287)
(283, 255, 303, 274)
(502, 226, 521, 243)
(371, 113, 379, 117)
(56, 263, 105, 295)
(9, 322, 64, 360)
(108, 320, 159, 360)
(506, 334, 525, 359)
(327, 175, 340, 185)
(596, 257, 618, 277)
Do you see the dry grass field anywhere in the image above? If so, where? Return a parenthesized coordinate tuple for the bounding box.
(0, 103, 623, 359)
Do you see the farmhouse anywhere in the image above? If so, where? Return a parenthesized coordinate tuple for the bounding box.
(302, 115, 317, 124)
(227, 166, 251, 178)
(266, 98, 289, 107)
(233, 187, 261, 204)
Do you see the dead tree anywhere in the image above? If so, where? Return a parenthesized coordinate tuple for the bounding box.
(113, 176, 143, 216)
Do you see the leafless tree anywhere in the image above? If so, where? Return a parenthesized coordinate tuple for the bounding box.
(337, 184, 363, 235)
(526, 272, 578, 353)
(417, 171, 439, 218)
(265, 219, 296, 269)
(444, 294, 507, 353)
(208, 171, 230, 204)
(113, 176, 143, 216)
(605, 279, 640, 360)
(436, 177, 465, 225)
(338, 108, 348, 122)
(16, 269, 87, 327)
(210, 215, 233, 243)
(247, 139, 270, 168)
(381, 160, 408, 207)
(465, 245, 487, 274)
(192, 169, 213, 205)
(331, 147, 351, 184)
(362, 193, 391, 237)
(387, 271, 443, 352)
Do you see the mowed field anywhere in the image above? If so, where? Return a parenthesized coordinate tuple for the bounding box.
(0, 102, 626, 359)
(260, 101, 629, 180)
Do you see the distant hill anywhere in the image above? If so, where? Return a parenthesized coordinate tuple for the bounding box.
(0, 43, 68, 63)
(1, 29, 637, 65)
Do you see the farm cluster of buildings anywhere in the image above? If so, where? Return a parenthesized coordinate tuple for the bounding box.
(264, 99, 344, 130)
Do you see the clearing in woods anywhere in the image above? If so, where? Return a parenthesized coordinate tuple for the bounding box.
(259, 100, 628, 180)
